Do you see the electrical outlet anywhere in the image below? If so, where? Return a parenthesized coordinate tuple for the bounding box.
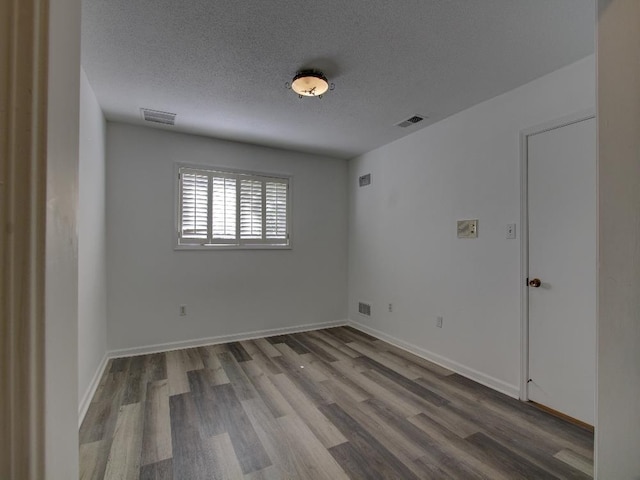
(506, 223, 517, 239)
(179, 305, 187, 316)
(436, 316, 443, 328)
(388, 303, 393, 312)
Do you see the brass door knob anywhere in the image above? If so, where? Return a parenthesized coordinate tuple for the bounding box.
(529, 278, 542, 288)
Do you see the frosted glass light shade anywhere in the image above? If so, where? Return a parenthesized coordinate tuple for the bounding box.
(291, 71, 329, 97)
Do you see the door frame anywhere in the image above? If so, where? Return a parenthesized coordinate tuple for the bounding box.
(519, 108, 596, 401)
(1, 0, 49, 477)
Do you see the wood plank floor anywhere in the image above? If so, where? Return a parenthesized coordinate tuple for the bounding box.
(80, 326, 594, 479)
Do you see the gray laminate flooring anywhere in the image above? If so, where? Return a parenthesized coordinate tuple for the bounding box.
(79, 326, 594, 479)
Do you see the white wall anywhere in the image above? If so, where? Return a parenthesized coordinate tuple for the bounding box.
(596, 0, 640, 477)
(78, 68, 107, 410)
(45, 0, 81, 477)
(348, 55, 596, 396)
(106, 124, 348, 351)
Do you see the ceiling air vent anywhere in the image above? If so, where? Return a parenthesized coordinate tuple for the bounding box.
(140, 108, 176, 126)
(359, 173, 371, 187)
(358, 302, 371, 316)
(396, 115, 425, 128)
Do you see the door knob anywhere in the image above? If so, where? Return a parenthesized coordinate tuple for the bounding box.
(529, 278, 542, 288)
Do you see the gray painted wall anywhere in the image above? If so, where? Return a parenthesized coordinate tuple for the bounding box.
(45, 0, 81, 476)
(348, 56, 595, 397)
(78, 67, 108, 409)
(106, 124, 348, 351)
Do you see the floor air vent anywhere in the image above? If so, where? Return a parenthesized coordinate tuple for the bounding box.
(396, 115, 425, 128)
(140, 108, 176, 126)
(359, 173, 371, 187)
(358, 302, 371, 316)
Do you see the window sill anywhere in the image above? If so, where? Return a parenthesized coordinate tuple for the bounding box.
(174, 244, 292, 251)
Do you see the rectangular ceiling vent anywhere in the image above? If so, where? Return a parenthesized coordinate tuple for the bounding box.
(396, 115, 425, 128)
(358, 302, 371, 316)
(141, 108, 176, 126)
(359, 173, 371, 187)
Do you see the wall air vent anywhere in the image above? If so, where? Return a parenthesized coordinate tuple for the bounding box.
(140, 108, 176, 126)
(396, 115, 425, 128)
(358, 302, 371, 316)
(359, 173, 371, 187)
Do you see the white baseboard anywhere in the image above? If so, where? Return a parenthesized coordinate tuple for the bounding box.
(108, 319, 348, 359)
(348, 319, 520, 399)
(78, 352, 109, 427)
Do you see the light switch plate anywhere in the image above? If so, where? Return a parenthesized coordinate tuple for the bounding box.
(506, 223, 517, 239)
(457, 219, 478, 238)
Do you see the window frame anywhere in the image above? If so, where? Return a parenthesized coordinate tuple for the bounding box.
(174, 163, 293, 250)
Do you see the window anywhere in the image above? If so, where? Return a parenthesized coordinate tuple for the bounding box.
(177, 165, 290, 248)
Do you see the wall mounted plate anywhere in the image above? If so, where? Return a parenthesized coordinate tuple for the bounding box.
(457, 219, 478, 238)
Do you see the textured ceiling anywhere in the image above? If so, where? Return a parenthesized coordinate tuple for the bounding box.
(81, 0, 594, 159)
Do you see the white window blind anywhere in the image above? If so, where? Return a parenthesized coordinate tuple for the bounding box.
(211, 176, 236, 241)
(266, 181, 287, 239)
(180, 172, 209, 240)
(240, 179, 263, 240)
(178, 166, 290, 247)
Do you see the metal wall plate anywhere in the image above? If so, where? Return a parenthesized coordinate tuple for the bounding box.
(457, 219, 478, 238)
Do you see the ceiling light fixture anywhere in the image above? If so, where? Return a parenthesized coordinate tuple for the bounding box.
(286, 70, 335, 99)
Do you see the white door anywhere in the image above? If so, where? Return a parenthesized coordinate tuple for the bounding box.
(527, 116, 596, 425)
